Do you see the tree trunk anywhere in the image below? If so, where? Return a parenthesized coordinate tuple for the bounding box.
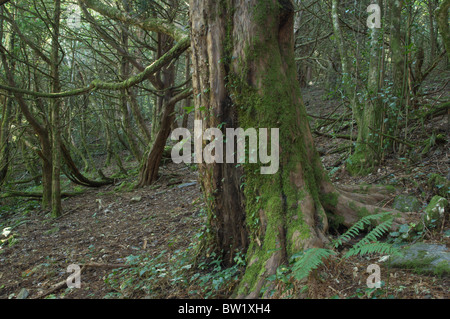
(0, 12, 12, 187)
(119, 47, 143, 162)
(428, 0, 437, 62)
(138, 0, 181, 187)
(436, 0, 450, 61)
(347, 0, 384, 174)
(0, 95, 12, 186)
(181, 54, 191, 129)
(0, 42, 53, 209)
(40, 135, 53, 209)
(390, 0, 406, 98)
(188, 0, 395, 298)
(331, 0, 369, 174)
(151, 31, 176, 139)
(50, 0, 62, 218)
(138, 88, 191, 186)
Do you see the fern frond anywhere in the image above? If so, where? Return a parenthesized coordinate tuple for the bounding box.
(342, 216, 399, 258)
(355, 218, 393, 248)
(345, 242, 399, 258)
(291, 248, 335, 281)
(333, 212, 392, 248)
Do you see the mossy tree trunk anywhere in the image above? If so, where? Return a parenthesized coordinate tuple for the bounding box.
(189, 0, 394, 298)
(436, 0, 450, 61)
(331, 0, 362, 174)
(346, 0, 384, 175)
(151, 32, 176, 139)
(119, 15, 143, 163)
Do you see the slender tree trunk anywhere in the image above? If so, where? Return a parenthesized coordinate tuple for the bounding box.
(128, 86, 151, 144)
(0, 95, 12, 186)
(79, 96, 96, 172)
(181, 54, 191, 129)
(390, 0, 406, 98)
(40, 136, 53, 209)
(138, 98, 176, 186)
(428, 0, 437, 62)
(119, 53, 143, 162)
(138, 89, 191, 186)
(348, 0, 384, 174)
(138, 0, 181, 186)
(331, 0, 368, 174)
(50, 0, 62, 218)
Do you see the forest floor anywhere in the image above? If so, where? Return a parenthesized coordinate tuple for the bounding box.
(0, 80, 449, 299)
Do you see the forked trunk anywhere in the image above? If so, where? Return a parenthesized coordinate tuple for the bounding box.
(190, 0, 333, 297)
(189, 0, 396, 298)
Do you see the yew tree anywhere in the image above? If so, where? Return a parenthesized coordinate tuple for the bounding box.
(188, 0, 396, 297)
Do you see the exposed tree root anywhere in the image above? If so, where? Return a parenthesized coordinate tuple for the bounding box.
(61, 143, 113, 188)
(236, 182, 408, 299)
(321, 182, 406, 228)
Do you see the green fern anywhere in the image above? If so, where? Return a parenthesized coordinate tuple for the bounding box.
(344, 217, 400, 258)
(345, 242, 399, 258)
(290, 211, 400, 282)
(291, 248, 335, 281)
(333, 212, 393, 248)
(352, 218, 392, 246)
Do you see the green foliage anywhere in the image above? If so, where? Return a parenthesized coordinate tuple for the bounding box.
(427, 173, 450, 198)
(345, 242, 398, 258)
(287, 212, 400, 284)
(350, 282, 394, 299)
(434, 261, 450, 277)
(291, 248, 335, 281)
(333, 212, 393, 247)
(104, 236, 246, 299)
(114, 181, 136, 193)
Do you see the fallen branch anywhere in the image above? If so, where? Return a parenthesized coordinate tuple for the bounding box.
(368, 127, 416, 148)
(8, 175, 42, 185)
(0, 190, 82, 199)
(167, 180, 183, 187)
(32, 263, 131, 299)
(313, 131, 354, 140)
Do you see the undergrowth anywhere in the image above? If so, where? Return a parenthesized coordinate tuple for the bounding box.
(104, 235, 246, 299)
(266, 212, 403, 297)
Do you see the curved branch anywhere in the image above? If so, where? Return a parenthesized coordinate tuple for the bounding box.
(78, 0, 189, 42)
(0, 37, 190, 98)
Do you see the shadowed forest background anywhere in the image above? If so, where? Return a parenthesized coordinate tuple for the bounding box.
(0, 0, 449, 299)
